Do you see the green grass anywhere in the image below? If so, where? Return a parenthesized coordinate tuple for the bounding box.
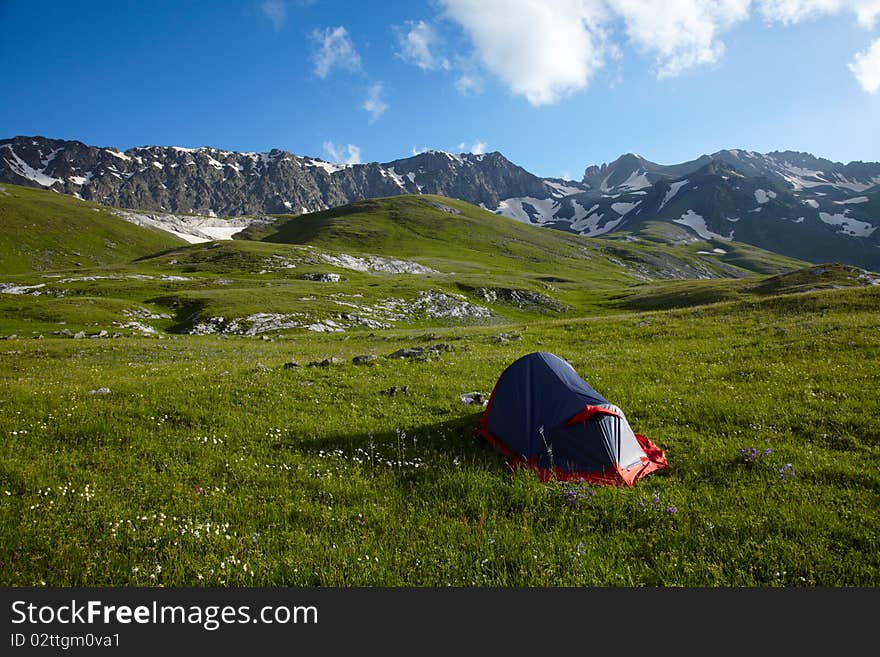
(1, 287, 878, 586)
(0, 183, 185, 273)
(242, 195, 805, 280)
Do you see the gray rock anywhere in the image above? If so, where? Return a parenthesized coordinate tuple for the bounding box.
(89, 387, 111, 395)
(0, 137, 553, 219)
(387, 343, 452, 360)
(352, 354, 377, 365)
(283, 361, 300, 369)
(308, 357, 340, 368)
(73, 331, 86, 339)
(303, 272, 341, 283)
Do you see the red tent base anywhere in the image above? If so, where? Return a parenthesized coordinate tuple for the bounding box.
(476, 428, 668, 488)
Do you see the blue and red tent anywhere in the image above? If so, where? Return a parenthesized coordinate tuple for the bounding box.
(477, 352, 668, 487)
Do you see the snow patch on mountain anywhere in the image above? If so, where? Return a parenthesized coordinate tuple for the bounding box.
(835, 196, 869, 204)
(496, 197, 559, 224)
(818, 211, 876, 237)
(674, 210, 733, 241)
(777, 164, 829, 189)
(113, 210, 270, 244)
(660, 179, 688, 210)
(611, 201, 641, 216)
(1, 145, 62, 187)
(544, 180, 585, 197)
(304, 158, 348, 174)
(754, 189, 777, 204)
(617, 171, 652, 191)
(384, 167, 407, 189)
(571, 209, 623, 237)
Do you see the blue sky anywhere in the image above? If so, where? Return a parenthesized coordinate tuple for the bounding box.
(1, 0, 878, 179)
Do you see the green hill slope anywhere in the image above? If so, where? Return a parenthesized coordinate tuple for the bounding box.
(240, 194, 805, 279)
(0, 183, 185, 274)
(0, 191, 817, 337)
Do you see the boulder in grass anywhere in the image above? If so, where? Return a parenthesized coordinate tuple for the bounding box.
(308, 357, 341, 368)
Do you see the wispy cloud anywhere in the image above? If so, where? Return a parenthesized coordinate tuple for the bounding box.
(322, 141, 362, 164)
(759, 0, 880, 27)
(395, 20, 451, 70)
(453, 56, 484, 95)
(261, 0, 288, 32)
(849, 37, 880, 93)
(310, 26, 362, 79)
(363, 83, 389, 122)
(457, 139, 488, 154)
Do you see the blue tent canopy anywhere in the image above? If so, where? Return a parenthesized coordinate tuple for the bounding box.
(477, 352, 667, 486)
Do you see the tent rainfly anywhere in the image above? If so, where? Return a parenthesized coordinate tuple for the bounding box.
(477, 352, 668, 486)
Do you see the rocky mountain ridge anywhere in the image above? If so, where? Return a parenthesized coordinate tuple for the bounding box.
(2, 135, 878, 268)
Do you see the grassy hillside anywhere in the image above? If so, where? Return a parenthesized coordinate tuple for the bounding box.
(612, 263, 879, 312)
(0, 183, 185, 273)
(0, 190, 811, 338)
(241, 195, 805, 280)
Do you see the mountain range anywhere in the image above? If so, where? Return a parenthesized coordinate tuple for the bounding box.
(2, 135, 879, 268)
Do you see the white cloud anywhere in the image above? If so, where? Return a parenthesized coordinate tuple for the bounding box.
(853, 0, 880, 26)
(310, 26, 362, 78)
(758, 0, 843, 23)
(455, 72, 483, 95)
(261, 0, 287, 31)
(849, 37, 880, 93)
(439, 0, 880, 104)
(453, 56, 484, 95)
(458, 139, 488, 154)
(609, 0, 750, 78)
(440, 0, 609, 106)
(412, 146, 430, 155)
(758, 0, 880, 26)
(396, 20, 451, 70)
(363, 83, 389, 122)
(322, 141, 362, 164)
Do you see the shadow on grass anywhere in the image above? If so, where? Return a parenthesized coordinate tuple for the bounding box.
(146, 295, 207, 334)
(273, 411, 506, 471)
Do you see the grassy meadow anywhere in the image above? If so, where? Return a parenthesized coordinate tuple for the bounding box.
(1, 287, 878, 586)
(0, 185, 878, 586)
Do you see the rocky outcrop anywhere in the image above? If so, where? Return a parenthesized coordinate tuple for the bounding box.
(0, 136, 556, 217)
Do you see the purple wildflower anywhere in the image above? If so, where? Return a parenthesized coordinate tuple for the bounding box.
(779, 463, 796, 478)
(741, 446, 771, 463)
(564, 487, 584, 505)
(665, 506, 678, 514)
